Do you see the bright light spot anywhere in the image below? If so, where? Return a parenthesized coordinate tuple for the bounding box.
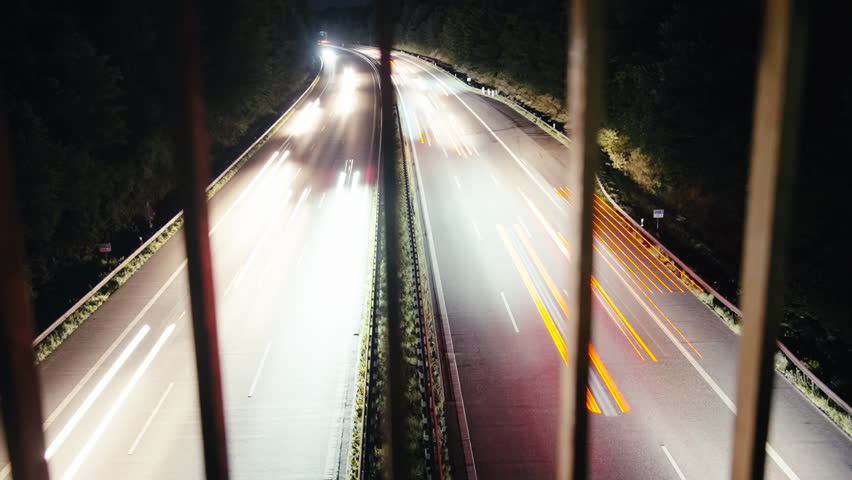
(335, 66, 359, 115)
(322, 47, 336, 65)
(290, 100, 322, 136)
(351, 170, 360, 190)
(337, 171, 346, 191)
(269, 151, 280, 162)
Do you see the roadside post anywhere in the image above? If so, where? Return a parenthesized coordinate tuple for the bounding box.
(653, 208, 664, 232)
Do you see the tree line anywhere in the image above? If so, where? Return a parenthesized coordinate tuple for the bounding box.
(2, 0, 313, 323)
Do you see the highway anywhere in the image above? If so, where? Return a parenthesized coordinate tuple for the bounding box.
(0, 47, 379, 480)
(387, 50, 852, 479)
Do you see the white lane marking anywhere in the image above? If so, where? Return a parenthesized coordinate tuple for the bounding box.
(453, 174, 462, 189)
(500, 292, 519, 333)
(209, 151, 289, 235)
(398, 91, 478, 480)
(45, 325, 151, 460)
(405, 53, 802, 480)
(248, 341, 273, 398)
(519, 189, 570, 260)
(127, 381, 175, 455)
(14, 74, 315, 477)
(490, 172, 500, 187)
(399, 56, 564, 213)
(62, 324, 176, 480)
(613, 254, 800, 480)
(471, 219, 483, 240)
(767, 445, 801, 480)
(661, 445, 686, 480)
(518, 217, 532, 239)
(43, 261, 187, 428)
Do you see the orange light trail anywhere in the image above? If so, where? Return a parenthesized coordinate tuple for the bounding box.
(594, 205, 683, 292)
(520, 190, 571, 260)
(593, 211, 672, 293)
(497, 224, 568, 363)
(514, 224, 570, 320)
(591, 276, 657, 361)
(593, 237, 703, 357)
(554, 186, 662, 292)
(590, 257, 646, 360)
(589, 344, 630, 412)
(593, 194, 704, 293)
(592, 230, 654, 293)
(555, 187, 573, 207)
(587, 388, 602, 414)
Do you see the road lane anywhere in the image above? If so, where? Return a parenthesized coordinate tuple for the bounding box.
(392, 50, 852, 479)
(1, 47, 379, 480)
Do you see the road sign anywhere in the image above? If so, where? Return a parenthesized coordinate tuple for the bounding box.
(653, 209, 664, 219)
(97, 243, 112, 253)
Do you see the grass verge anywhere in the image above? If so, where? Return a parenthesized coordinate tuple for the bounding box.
(349, 163, 381, 479)
(364, 114, 451, 478)
(35, 215, 183, 363)
(33, 70, 320, 363)
(401, 125, 453, 480)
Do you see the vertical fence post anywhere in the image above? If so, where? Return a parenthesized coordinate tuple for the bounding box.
(731, 1, 806, 479)
(168, 1, 231, 479)
(557, 0, 604, 479)
(0, 110, 51, 480)
(376, 0, 406, 478)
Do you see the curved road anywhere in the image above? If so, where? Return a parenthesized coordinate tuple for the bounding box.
(1, 47, 379, 480)
(387, 49, 852, 480)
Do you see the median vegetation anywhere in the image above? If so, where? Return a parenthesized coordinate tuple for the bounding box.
(356, 114, 450, 479)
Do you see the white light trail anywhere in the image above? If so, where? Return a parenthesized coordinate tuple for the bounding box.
(61, 324, 176, 480)
(45, 325, 151, 460)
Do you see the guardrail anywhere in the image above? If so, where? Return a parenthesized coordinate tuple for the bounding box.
(595, 178, 852, 419)
(32, 61, 324, 359)
(355, 152, 382, 480)
(399, 47, 852, 431)
(396, 104, 444, 478)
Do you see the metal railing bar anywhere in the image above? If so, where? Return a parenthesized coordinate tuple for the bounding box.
(731, 0, 807, 479)
(0, 107, 51, 479)
(557, 0, 605, 479)
(167, 1, 230, 478)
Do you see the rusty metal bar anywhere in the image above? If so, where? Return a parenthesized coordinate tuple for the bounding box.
(557, 0, 604, 479)
(731, 0, 806, 479)
(168, 1, 231, 479)
(0, 108, 51, 480)
(376, 0, 406, 478)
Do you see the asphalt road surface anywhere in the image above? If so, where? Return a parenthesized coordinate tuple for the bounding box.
(388, 50, 852, 480)
(1, 46, 379, 480)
